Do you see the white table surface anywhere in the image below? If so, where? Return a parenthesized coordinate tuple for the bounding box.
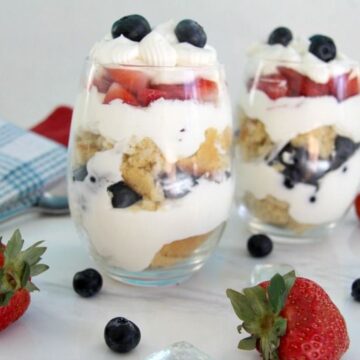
(0, 207, 359, 360)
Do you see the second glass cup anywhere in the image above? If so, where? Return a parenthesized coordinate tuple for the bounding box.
(68, 62, 234, 285)
(236, 57, 360, 240)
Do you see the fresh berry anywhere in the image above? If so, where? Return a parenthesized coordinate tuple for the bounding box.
(227, 271, 349, 360)
(73, 269, 102, 298)
(175, 19, 207, 48)
(159, 170, 197, 199)
(355, 194, 360, 220)
(0, 230, 48, 331)
(277, 67, 304, 96)
(250, 74, 288, 100)
(104, 317, 141, 353)
(93, 72, 112, 93)
(301, 77, 329, 97)
(247, 234, 273, 257)
(352, 278, 360, 301)
(194, 78, 218, 102)
(268, 27, 293, 47)
(111, 15, 151, 42)
(137, 88, 167, 106)
(103, 83, 139, 106)
(106, 68, 150, 95)
(309, 34, 337, 62)
(330, 72, 360, 101)
(151, 83, 194, 101)
(107, 181, 142, 208)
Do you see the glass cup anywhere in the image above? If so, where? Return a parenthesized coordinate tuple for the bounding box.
(68, 61, 234, 286)
(236, 57, 360, 241)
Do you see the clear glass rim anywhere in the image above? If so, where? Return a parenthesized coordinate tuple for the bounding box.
(246, 55, 359, 68)
(85, 56, 224, 71)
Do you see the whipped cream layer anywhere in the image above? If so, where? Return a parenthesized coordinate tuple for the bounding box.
(240, 88, 360, 144)
(238, 149, 360, 225)
(70, 174, 234, 271)
(247, 38, 358, 83)
(90, 20, 217, 68)
(73, 87, 232, 163)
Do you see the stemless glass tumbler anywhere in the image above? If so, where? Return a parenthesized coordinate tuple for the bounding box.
(68, 61, 234, 285)
(236, 57, 360, 240)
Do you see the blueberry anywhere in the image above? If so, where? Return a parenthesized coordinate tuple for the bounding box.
(247, 234, 273, 258)
(111, 15, 151, 42)
(283, 177, 295, 189)
(351, 279, 360, 302)
(73, 268, 102, 298)
(268, 27, 293, 46)
(159, 170, 197, 199)
(107, 181, 142, 208)
(309, 35, 336, 62)
(73, 166, 88, 182)
(175, 19, 207, 48)
(104, 317, 141, 353)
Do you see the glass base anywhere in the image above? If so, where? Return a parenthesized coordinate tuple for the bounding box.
(238, 204, 338, 243)
(87, 224, 225, 287)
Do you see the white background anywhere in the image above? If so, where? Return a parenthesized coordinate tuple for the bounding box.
(1, 0, 360, 127)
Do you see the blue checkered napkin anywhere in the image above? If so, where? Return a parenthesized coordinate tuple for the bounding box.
(0, 119, 67, 222)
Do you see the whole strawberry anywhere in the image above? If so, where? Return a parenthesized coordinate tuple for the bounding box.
(355, 194, 360, 220)
(227, 271, 349, 360)
(0, 229, 48, 331)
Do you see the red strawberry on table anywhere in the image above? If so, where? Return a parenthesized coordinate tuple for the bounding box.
(0, 229, 48, 331)
(227, 271, 349, 360)
(106, 68, 150, 95)
(104, 83, 139, 106)
(355, 194, 360, 220)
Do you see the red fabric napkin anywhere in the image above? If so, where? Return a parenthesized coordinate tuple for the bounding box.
(31, 106, 73, 147)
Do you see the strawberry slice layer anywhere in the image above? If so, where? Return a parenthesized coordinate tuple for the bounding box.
(252, 66, 360, 101)
(137, 88, 167, 106)
(195, 78, 219, 102)
(107, 68, 150, 94)
(104, 83, 139, 106)
(249, 74, 288, 100)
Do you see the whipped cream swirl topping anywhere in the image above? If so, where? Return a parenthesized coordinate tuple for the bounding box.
(247, 36, 358, 84)
(90, 20, 217, 67)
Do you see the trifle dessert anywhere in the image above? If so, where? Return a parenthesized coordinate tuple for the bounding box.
(237, 27, 360, 238)
(68, 15, 233, 285)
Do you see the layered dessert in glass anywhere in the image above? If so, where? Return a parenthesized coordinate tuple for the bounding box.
(68, 15, 234, 285)
(237, 27, 360, 239)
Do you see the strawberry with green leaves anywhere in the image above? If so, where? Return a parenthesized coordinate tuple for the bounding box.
(0, 229, 48, 331)
(227, 271, 349, 360)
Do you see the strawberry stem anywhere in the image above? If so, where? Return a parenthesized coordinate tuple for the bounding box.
(0, 229, 49, 306)
(226, 271, 296, 360)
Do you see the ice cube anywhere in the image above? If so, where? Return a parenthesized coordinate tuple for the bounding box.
(250, 263, 295, 285)
(145, 341, 213, 360)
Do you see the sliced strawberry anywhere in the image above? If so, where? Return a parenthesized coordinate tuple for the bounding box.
(106, 68, 150, 94)
(277, 67, 304, 96)
(250, 74, 288, 100)
(103, 83, 139, 106)
(92, 73, 112, 93)
(194, 78, 218, 102)
(330, 73, 360, 101)
(355, 194, 360, 220)
(137, 88, 167, 106)
(152, 83, 195, 101)
(301, 77, 329, 97)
